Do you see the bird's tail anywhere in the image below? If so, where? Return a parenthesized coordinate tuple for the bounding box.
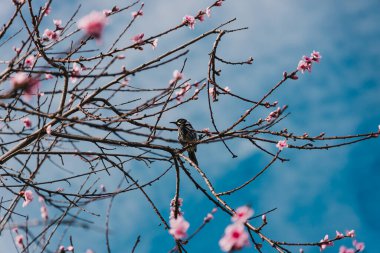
(188, 151, 198, 166)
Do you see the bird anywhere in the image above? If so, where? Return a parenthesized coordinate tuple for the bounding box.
(171, 118, 198, 166)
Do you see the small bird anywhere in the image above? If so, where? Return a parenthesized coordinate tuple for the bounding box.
(171, 118, 198, 166)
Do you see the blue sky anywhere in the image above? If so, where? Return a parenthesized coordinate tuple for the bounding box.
(0, 1, 379, 252)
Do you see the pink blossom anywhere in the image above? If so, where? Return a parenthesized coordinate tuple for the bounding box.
(276, 140, 288, 150)
(219, 223, 249, 252)
(45, 73, 54, 79)
(319, 234, 333, 251)
(346, 229, 355, 238)
(42, 3, 51, 16)
(353, 240, 365, 251)
(182, 15, 196, 29)
(11, 72, 29, 89)
(70, 63, 81, 83)
(22, 118, 32, 128)
(265, 107, 281, 123)
(215, 0, 223, 6)
(169, 216, 190, 240)
(204, 213, 213, 222)
(170, 70, 183, 84)
(103, 9, 112, 16)
(206, 7, 211, 17)
(209, 87, 216, 98)
(22, 190, 33, 207)
(262, 214, 267, 223)
(59, 245, 65, 253)
(67, 246, 74, 251)
(131, 33, 144, 44)
(86, 250, 94, 253)
(211, 207, 218, 213)
(197, 11, 205, 22)
(46, 125, 52, 135)
(131, 10, 143, 18)
(232, 205, 254, 223)
(15, 234, 24, 249)
(297, 59, 312, 73)
(311, 50, 322, 63)
(339, 246, 355, 253)
(116, 54, 125, 60)
(53, 19, 62, 28)
(40, 205, 48, 220)
(78, 11, 108, 40)
(223, 86, 231, 93)
(25, 55, 35, 67)
(335, 230, 344, 239)
(170, 197, 183, 207)
(151, 39, 158, 49)
(43, 29, 59, 41)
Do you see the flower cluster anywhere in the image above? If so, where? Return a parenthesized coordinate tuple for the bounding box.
(168, 197, 190, 240)
(219, 205, 253, 252)
(297, 50, 322, 73)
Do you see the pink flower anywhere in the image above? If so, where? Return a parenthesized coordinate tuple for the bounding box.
(15, 234, 24, 249)
(335, 230, 344, 239)
(297, 59, 312, 73)
(265, 107, 281, 123)
(45, 73, 54, 79)
(208, 87, 216, 98)
(151, 39, 158, 49)
(211, 207, 218, 213)
(182, 15, 196, 29)
(67, 246, 74, 251)
(206, 7, 211, 17)
(22, 190, 33, 207)
(131, 33, 144, 44)
(276, 140, 288, 150)
(42, 3, 51, 16)
(346, 229, 355, 238)
(78, 11, 108, 40)
(131, 10, 143, 18)
(223, 86, 231, 93)
(353, 240, 365, 251)
(262, 214, 267, 223)
(169, 216, 190, 240)
(86, 250, 94, 253)
(13, 0, 25, 5)
(215, 0, 223, 6)
(311, 50, 322, 63)
(204, 213, 213, 222)
(232, 205, 254, 223)
(53, 19, 62, 28)
(170, 70, 183, 84)
(219, 223, 249, 252)
(339, 246, 355, 253)
(40, 205, 48, 220)
(197, 11, 206, 22)
(59, 245, 65, 253)
(25, 55, 35, 67)
(170, 197, 183, 207)
(22, 118, 32, 128)
(103, 9, 112, 16)
(43, 29, 59, 41)
(70, 63, 81, 83)
(319, 234, 333, 251)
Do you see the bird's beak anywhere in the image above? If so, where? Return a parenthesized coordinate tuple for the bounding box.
(170, 121, 177, 125)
